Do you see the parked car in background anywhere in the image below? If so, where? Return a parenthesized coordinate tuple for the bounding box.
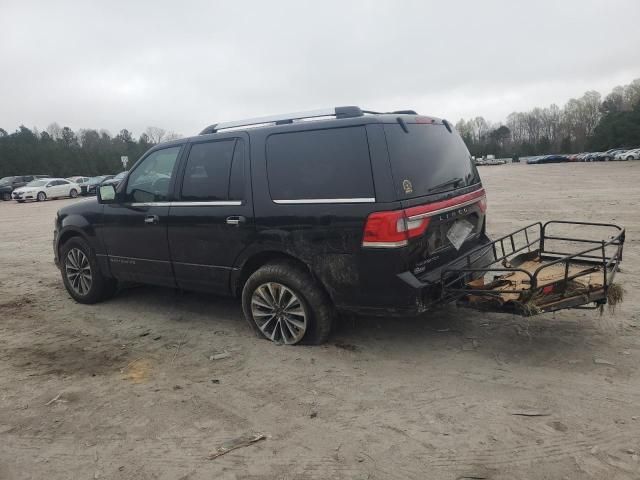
(615, 148, 639, 160)
(485, 157, 506, 165)
(529, 155, 569, 164)
(99, 171, 128, 189)
(0, 175, 49, 200)
(584, 152, 600, 162)
(67, 176, 91, 188)
(82, 175, 113, 196)
(596, 149, 625, 161)
(13, 178, 80, 202)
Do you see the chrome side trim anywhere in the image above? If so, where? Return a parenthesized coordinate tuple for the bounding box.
(129, 201, 242, 207)
(171, 201, 242, 206)
(273, 198, 376, 204)
(130, 202, 172, 207)
(407, 196, 485, 221)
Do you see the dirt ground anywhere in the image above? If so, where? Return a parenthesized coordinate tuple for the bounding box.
(1, 162, 639, 480)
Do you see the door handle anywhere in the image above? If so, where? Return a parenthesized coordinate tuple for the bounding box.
(226, 215, 246, 226)
(144, 214, 159, 225)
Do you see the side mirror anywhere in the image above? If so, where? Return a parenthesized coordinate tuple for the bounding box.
(98, 184, 117, 204)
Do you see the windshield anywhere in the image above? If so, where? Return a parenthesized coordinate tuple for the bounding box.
(26, 180, 48, 187)
(384, 122, 481, 199)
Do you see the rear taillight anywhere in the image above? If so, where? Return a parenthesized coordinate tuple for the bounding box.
(362, 188, 486, 248)
(362, 210, 430, 248)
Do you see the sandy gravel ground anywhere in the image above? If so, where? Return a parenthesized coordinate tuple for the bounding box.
(1, 162, 639, 480)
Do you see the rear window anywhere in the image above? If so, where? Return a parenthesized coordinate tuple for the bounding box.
(384, 123, 480, 199)
(266, 126, 375, 201)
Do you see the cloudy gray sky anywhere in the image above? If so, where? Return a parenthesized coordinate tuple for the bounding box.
(1, 0, 639, 137)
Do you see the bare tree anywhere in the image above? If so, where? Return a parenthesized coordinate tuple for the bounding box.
(46, 122, 62, 140)
(144, 126, 167, 144)
(164, 131, 182, 141)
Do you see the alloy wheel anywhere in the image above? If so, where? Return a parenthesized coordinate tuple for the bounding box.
(251, 282, 307, 344)
(65, 248, 93, 296)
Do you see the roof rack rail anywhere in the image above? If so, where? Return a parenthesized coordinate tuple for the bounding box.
(199, 106, 365, 135)
(391, 110, 418, 115)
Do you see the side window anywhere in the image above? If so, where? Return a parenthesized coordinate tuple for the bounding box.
(180, 139, 242, 202)
(125, 146, 181, 203)
(266, 126, 375, 201)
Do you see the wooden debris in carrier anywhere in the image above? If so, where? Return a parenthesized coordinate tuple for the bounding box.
(465, 255, 606, 313)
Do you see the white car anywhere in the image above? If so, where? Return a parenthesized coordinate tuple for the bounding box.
(615, 149, 640, 160)
(12, 178, 81, 203)
(67, 176, 91, 187)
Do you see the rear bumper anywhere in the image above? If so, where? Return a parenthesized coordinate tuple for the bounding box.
(332, 233, 493, 317)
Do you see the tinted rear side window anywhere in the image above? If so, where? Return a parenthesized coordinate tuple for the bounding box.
(181, 140, 237, 201)
(266, 126, 374, 200)
(384, 123, 480, 199)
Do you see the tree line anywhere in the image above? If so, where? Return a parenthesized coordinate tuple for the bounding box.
(0, 125, 180, 178)
(2, 79, 640, 178)
(455, 78, 640, 158)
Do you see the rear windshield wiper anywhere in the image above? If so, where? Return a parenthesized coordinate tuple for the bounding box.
(428, 177, 464, 193)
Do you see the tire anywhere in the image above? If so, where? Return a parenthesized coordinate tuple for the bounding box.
(1, 192, 10, 201)
(70, 188, 78, 198)
(17, 200, 25, 203)
(242, 261, 334, 345)
(37, 191, 46, 202)
(60, 236, 117, 304)
(627, 156, 633, 161)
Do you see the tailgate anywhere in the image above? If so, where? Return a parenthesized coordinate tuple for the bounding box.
(401, 188, 487, 277)
(440, 221, 625, 315)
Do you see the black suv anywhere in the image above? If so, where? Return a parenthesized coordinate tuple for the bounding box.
(54, 107, 491, 345)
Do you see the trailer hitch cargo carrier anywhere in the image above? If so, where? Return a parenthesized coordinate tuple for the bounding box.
(440, 221, 625, 315)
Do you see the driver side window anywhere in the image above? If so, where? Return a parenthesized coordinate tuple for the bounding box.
(125, 146, 181, 203)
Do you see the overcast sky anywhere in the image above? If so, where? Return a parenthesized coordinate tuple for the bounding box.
(1, 0, 639, 137)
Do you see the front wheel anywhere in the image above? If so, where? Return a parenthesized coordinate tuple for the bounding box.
(37, 192, 46, 202)
(69, 189, 78, 198)
(60, 237, 117, 304)
(242, 261, 334, 345)
(1, 192, 10, 201)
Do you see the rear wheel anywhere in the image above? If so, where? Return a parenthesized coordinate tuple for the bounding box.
(242, 261, 334, 345)
(60, 237, 117, 304)
(70, 188, 78, 198)
(37, 192, 46, 202)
